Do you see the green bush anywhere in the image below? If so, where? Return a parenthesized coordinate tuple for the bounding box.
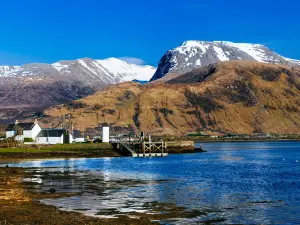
(24, 138, 34, 142)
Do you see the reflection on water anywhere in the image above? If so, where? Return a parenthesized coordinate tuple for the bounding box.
(5, 141, 300, 224)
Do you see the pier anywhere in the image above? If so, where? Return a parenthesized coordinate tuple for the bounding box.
(113, 141, 168, 157)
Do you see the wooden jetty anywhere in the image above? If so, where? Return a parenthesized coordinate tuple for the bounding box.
(113, 141, 168, 157)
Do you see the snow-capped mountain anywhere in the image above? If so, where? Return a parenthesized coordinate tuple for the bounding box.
(0, 58, 156, 121)
(150, 40, 300, 81)
(0, 57, 156, 83)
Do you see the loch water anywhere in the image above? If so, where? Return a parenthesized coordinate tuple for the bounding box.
(5, 141, 300, 224)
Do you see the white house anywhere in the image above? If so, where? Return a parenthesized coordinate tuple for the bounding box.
(5, 120, 41, 141)
(35, 129, 73, 145)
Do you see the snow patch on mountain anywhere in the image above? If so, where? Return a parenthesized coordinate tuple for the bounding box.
(213, 46, 229, 61)
(150, 40, 300, 81)
(96, 58, 156, 81)
(284, 57, 300, 66)
(182, 41, 209, 52)
(0, 66, 22, 77)
(215, 41, 273, 62)
(51, 62, 69, 71)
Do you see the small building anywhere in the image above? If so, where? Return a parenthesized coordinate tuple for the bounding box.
(72, 130, 85, 143)
(5, 120, 41, 141)
(102, 123, 110, 143)
(36, 129, 73, 145)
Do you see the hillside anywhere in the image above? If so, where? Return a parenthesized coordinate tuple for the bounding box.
(2, 40, 300, 123)
(151, 40, 300, 82)
(0, 58, 156, 121)
(44, 61, 300, 136)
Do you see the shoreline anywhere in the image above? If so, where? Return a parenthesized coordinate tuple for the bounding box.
(0, 143, 121, 161)
(0, 149, 201, 161)
(0, 141, 200, 160)
(0, 167, 157, 224)
(1, 139, 297, 161)
(0, 166, 208, 224)
(0, 150, 121, 162)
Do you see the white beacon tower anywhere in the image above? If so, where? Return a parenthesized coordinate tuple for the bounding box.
(102, 123, 110, 143)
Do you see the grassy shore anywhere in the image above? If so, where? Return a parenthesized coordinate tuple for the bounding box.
(0, 143, 121, 160)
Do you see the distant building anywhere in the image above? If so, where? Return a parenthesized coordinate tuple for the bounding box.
(5, 120, 41, 141)
(72, 130, 85, 143)
(36, 129, 73, 145)
(74, 137, 85, 143)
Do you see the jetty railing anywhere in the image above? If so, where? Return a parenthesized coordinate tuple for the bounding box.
(142, 141, 166, 154)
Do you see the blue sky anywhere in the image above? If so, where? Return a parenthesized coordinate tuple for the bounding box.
(0, 0, 299, 66)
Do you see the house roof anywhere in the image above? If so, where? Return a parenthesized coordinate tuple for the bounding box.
(72, 130, 84, 138)
(37, 129, 66, 138)
(5, 123, 35, 131)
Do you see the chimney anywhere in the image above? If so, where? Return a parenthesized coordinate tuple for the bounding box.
(15, 120, 19, 125)
(34, 119, 38, 124)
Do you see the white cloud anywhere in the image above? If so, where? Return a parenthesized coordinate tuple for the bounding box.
(118, 57, 146, 65)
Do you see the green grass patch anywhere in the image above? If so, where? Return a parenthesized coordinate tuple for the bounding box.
(0, 143, 113, 153)
(0, 148, 50, 153)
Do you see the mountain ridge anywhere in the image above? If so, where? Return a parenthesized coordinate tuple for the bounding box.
(0, 57, 156, 121)
(150, 40, 300, 81)
(0, 57, 156, 82)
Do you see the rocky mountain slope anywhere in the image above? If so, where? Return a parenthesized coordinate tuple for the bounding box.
(0, 58, 156, 121)
(44, 61, 300, 135)
(150, 41, 300, 81)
